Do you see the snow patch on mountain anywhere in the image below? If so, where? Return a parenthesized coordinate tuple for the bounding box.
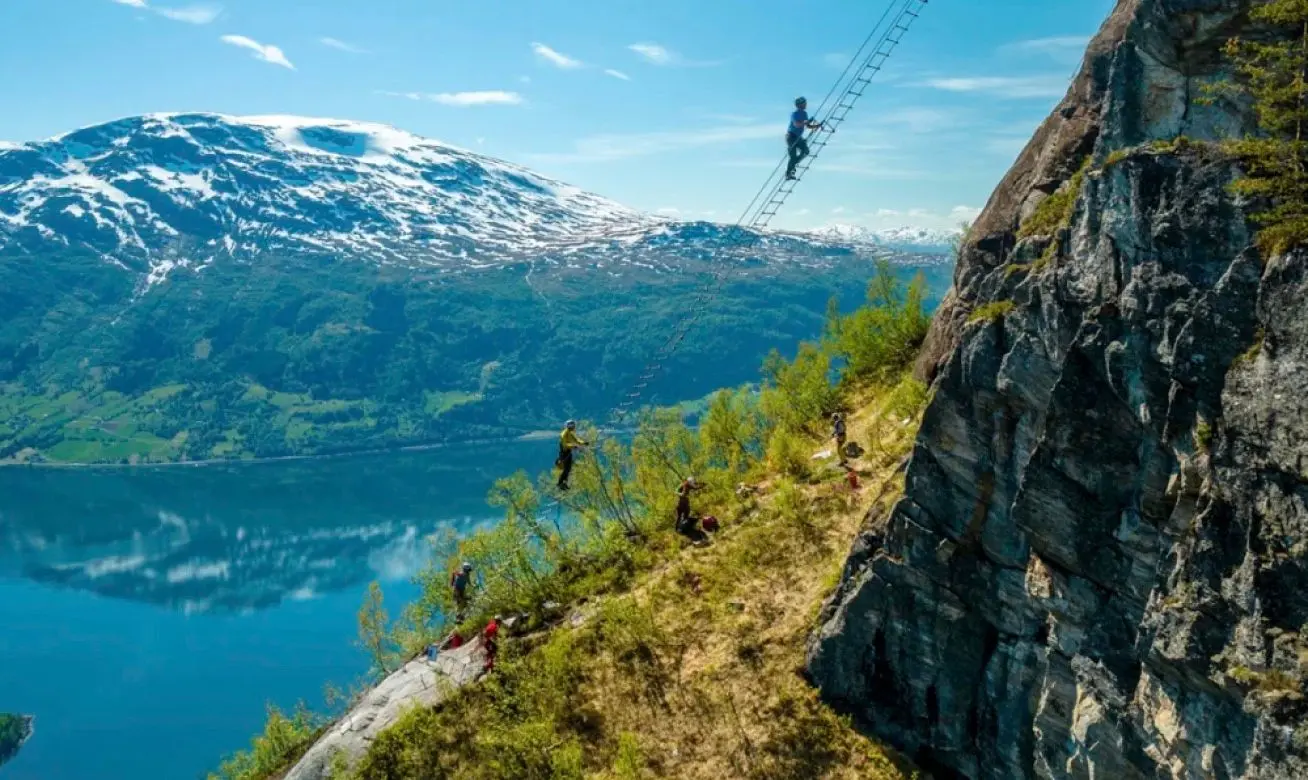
(810, 223, 960, 254)
(0, 113, 659, 282)
(0, 113, 949, 291)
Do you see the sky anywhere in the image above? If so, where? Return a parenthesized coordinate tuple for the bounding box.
(0, 0, 1117, 233)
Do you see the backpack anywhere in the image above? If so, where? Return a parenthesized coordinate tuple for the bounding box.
(702, 516, 720, 533)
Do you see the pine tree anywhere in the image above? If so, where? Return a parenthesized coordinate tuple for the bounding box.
(1223, 0, 1308, 254)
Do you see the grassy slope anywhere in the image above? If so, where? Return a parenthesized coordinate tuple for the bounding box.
(340, 384, 924, 780)
(209, 264, 936, 779)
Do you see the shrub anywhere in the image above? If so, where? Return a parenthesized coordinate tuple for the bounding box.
(967, 300, 1016, 325)
(1219, 0, 1308, 255)
(760, 343, 840, 436)
(209, 704, 323, 780)
(766, 427, 812, 480)
(826, 261, 932, 386)
(1018, 157, 1091, 239)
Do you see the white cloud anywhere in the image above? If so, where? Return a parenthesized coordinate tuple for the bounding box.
(629, 43, 673, 65)
(811, 161, 929, 179)
(1004, 35, 1091, 59)
(320, 37, 366, 54)
(917, 75, 1069, 99)
(431, 91, 523, 107)
(220, 35, 294, 69)
(832, 206, 847, 214)
(155, 4, 221, 23)
(627, 43, 718, 67)
(532, 42, 583, 69)
(848, 205, 983, 232)
(111, 0, 148, 6)
(604, 69, 631, 81)
(379, 90, 523, 106)
(530, 122, 777, 164)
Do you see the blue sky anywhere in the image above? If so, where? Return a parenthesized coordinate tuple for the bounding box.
(1, 0, 1115, 232)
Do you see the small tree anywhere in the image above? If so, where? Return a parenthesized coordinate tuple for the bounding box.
(1221, 0, 1308, 254)
(358, 581, 399, 676)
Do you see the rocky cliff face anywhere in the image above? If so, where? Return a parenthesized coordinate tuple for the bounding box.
(808, 1, 1308, 778)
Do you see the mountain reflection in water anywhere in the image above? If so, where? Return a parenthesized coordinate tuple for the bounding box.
(0, 439, 556, 613)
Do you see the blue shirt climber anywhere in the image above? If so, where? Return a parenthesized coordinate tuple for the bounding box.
(786, 97, 822, 180)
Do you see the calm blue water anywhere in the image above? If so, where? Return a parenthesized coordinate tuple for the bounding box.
(0, 439, 556, 780)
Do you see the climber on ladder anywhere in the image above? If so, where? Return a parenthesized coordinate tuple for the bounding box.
(555, 420, 588, 491)
(786, 97, 824, 180)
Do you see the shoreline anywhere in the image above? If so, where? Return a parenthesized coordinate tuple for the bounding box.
(0, 427, 634, 471)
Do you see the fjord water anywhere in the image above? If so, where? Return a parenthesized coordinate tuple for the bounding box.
(0, 438, 555, 780)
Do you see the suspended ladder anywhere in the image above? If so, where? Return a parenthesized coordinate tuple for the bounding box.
(607, 0, 930, 426)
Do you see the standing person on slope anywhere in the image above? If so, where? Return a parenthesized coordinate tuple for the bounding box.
(675, 476, 703, 533)
(786, 97, 824, 180)
(832, 412, 848, 466)
(556, 420, 588, 491)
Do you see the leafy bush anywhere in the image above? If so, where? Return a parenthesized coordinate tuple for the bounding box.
(766, 426, 813, 480)
(826, 261, 932, 386)
(1218, 0, 1308, 255)
(209, 705, 323, 780)
(1017, 157, 1091, 239)
(761, 344, 840, 436)
(968, 301, 1016, 325)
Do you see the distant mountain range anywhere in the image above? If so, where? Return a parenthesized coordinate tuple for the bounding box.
(0, 114, 954, 464)
(809, 223, 960, 254)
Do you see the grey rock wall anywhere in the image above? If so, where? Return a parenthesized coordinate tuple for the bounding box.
(808, 1, 1308, 777)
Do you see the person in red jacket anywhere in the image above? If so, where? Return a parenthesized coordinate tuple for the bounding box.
(482, 615, 502, 672)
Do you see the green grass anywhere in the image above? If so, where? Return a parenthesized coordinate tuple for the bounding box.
(424, 390, 483, 417)
(968, 300, 1016, 325)
(1235, 328, 1266, 366)
(1018, 157, 1091, 240)
(1195, 419, 1213, 452)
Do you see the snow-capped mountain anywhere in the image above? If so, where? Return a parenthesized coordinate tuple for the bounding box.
(0, 113, 668, 280)
(810, 223, 960, 254)
(0, 113, 922, 288)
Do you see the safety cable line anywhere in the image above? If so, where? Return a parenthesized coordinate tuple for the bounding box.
(602, 0, 930, 430)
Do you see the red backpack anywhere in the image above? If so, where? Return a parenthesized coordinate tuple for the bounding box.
(701, 515, 720, 533)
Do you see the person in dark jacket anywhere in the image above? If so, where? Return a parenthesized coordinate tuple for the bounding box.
(450, 561, 473, 616)
(675, 476, 703, 532)
(832, 412, 848, 466)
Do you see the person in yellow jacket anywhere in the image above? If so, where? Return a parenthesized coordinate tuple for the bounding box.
(556, 420, 588, 490)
